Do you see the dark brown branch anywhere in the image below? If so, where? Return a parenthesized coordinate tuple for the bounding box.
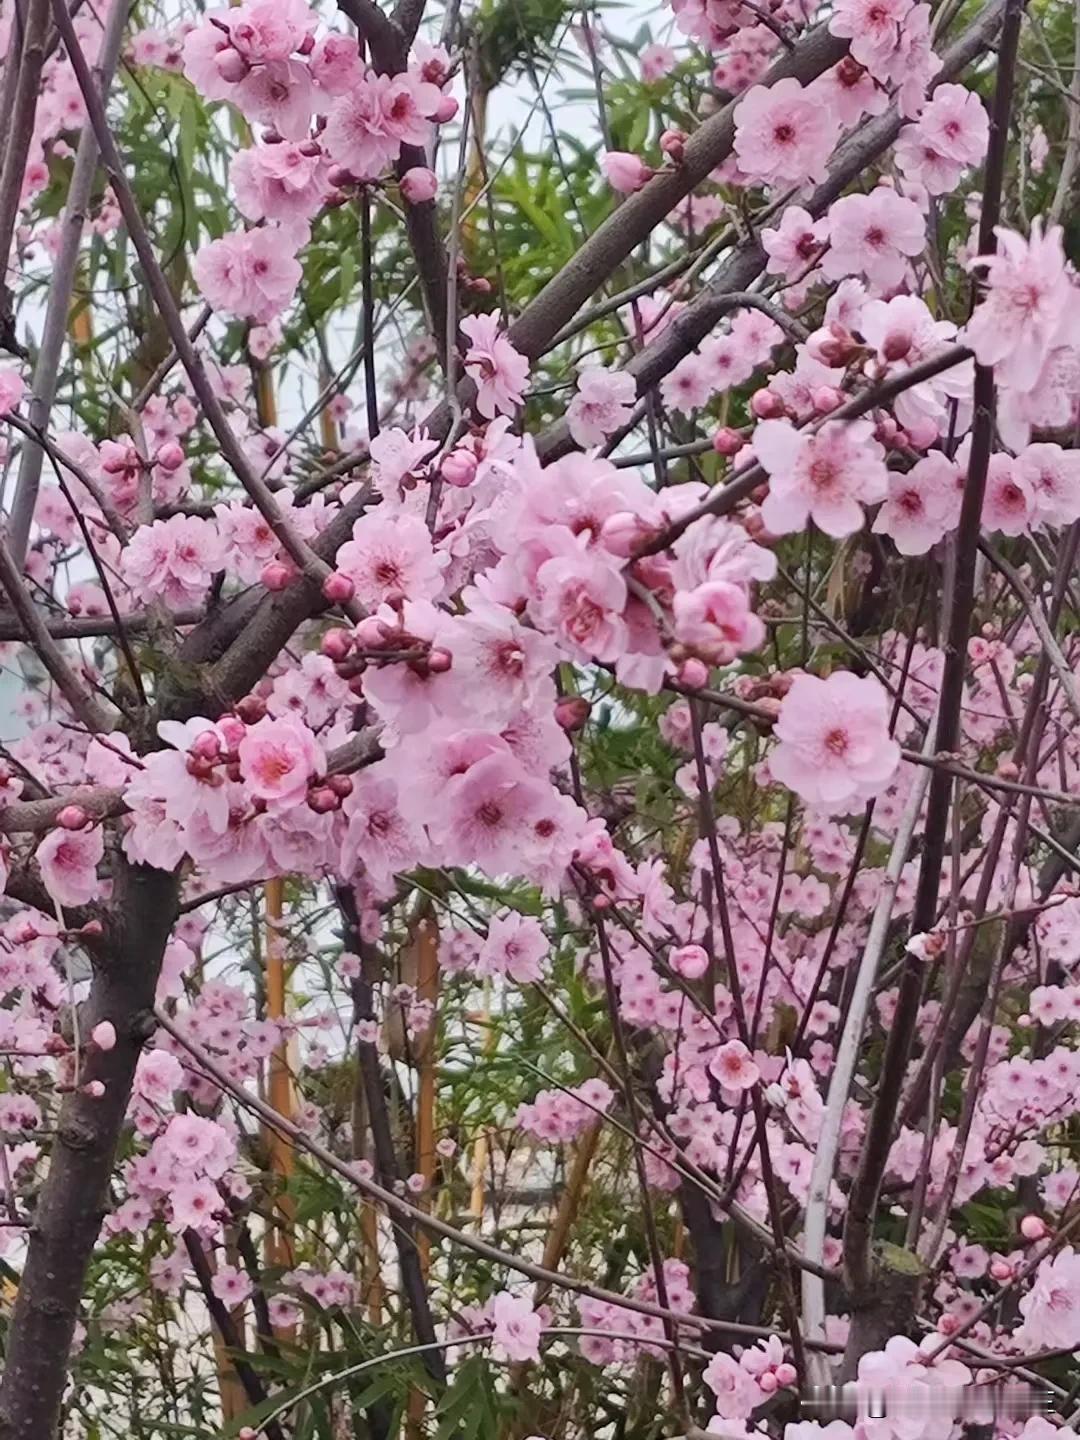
(840, 0, 1026, 1364)
(0, 861, 180, 1440)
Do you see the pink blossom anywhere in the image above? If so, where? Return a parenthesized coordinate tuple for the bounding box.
(1017, 1247, 1080, 1348)
(672, 581, 765, 664)
(771, 670, 901, 812)
(981, 455, 1035, 536)
(822, 188, 926, 290)
(491, 1291, 542, 1362)
(896, 84, 988, 194)
(640, 44, 676, 82)
(829, 0, 914, 71)
(601, 151, 651, 194)
(703, 1351, 760, 1419)
(566, 366, 637, 447)
(230, 142, 329, 226)
(477, 910, 548, 983)
(193, 228, 302, 322)
(36, 825, 104, 907)
(872, 453, 961, 554)
(534, 545, 628, 662)
(964, 221, 1080, 392)
(235, 58, 315, 139)
(121, 515, 223, 609)
(1017, 443, 1080, 528)
(211, 1264, 253, 1306)
(461, 313, 529, 419)
(761, 206, 826, 281)
(336, 511, 449, 607)
(753, 418, 888, 538)
(709, 1040, 760, 1092)
(733, 78, 841, 187)
(237, 714, 324, 808)
(0, 368, 25, 415)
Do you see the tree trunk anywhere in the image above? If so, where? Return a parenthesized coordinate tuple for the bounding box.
(0, 861, 180, 1439)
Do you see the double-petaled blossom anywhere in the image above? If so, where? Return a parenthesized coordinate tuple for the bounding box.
(770, 671, 901, 812)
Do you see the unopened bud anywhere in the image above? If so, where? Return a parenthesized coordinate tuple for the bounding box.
(260, 561, 293, 592)
(91, 1021, 117, 1052)
(555, 696, 591, 732)
(155, 441, 185, 472)
(234, 695, 267, 725)
(321, 627, 353, 662)
(322, 570, 355, 605)
(712, 426, 744, 457)
(56, 804, 89, 830)
(1020, 1214, 1049, 1241)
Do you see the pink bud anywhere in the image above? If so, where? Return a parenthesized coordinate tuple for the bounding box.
(219, 713, 249, 746)
(758, 1372, 779, 1394)
(190, 729, 221, 761)
(811, 386, 843, 415)
(83, 1080, 106, 1098)
(659, 128, 686, 162)
(307, 786, 341, 813)
(260, 561, 292, 592)
(601, 150, 652, 194)
(677, 658, 709, 690)
(327, 165, 357, 189)
(440, 449, 477, 488)
(355, 616, 391, 647)
(592, 893, 612, 911)
(213, 46, 250, 82)
(155, 441, 185, 472)
(433, 94, 458, 122)
(233, 697, 266, 726)
(599, 511, 648, 557)
(321, 627, 354, 662)
(750, 388, 785, 420)
(671, 944, 709, 980)
(92, 1020, 117, 1052)
(555, 696, 591, 732)
(1020, 1215, 1048, 1241)
(400, 166, 439, 204)
(326, 773, 353, 798)
(882, 331, 912, 363)
(322, 570, 355, 605)
(427, 647, 453, 674)
(56, 804, 89, 830)
(936, 1314, 960, 1336)
(712, 426, 744, 457)
(775, 1363, 797, 1387)
(989, 1258, 1013, 1281)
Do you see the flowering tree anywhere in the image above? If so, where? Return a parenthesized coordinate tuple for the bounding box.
(0, 0, 1079, 1432)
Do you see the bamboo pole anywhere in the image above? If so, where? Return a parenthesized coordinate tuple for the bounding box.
(407, 914, 440, 1440)
(264, 876, 296, 1272)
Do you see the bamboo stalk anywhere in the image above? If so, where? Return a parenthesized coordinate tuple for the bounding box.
(264, 877, 296, 1272)
(407, 914, 440, 1440)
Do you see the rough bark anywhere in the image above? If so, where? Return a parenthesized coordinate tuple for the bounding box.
(0, 861, 180, 1440)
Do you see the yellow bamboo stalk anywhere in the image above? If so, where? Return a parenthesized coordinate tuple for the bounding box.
(209, 1236, 247, 1423)
(264, 877, 296, 1272)
(407, 914, 440, 1440)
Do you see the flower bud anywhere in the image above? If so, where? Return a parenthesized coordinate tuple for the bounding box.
(190, 729, 221, 761)
(155, 441, 185, 472)
(260, 561, 293, 592)
(750, 388, 785, 419)
(555, 696, 591, 731)
(1020, 1214, 1048, 1241)
(213, 46, 250, 82)
(307, 786, 341, 813)
(322, 570, 355, 605)
(659, 128, 686, 163)
(441, 449, 478, 487)
(326, 773, 353, 798)
(712, 426, 744, 457)
(427, 647, 453, 673)
(811, 386, 843, 415)
(677, 658, 709, 690)
(400, 166, 439, 204)
(92, 1021, 117, 1051)
(83, 1080, 106, 1098)
(433, 94, 458, 122)
(321, 627, 353, 662)
(56, 804, 89, 830)
(234, 696, 267, 726)
(989, 1258, 1013, 1281)
(758, 1372, 779, 1394)
(671, 943, 709, 980)
(775, 1363, 797, 1387)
